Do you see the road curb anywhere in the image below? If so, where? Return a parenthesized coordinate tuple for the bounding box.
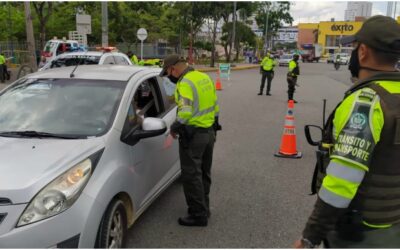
(197, 65, 259, 72)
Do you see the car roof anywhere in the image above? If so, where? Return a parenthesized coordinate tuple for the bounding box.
(28, 65, 161, 81)
(55, 51, 124, 58)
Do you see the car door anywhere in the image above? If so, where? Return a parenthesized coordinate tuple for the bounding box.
(122, 74, 178, 206)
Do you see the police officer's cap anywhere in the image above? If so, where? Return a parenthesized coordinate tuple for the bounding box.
(159, 54, 186, 77)
(340, 15, 400, 54)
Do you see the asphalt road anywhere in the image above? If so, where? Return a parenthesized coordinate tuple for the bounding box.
(125, 62, 353, 248)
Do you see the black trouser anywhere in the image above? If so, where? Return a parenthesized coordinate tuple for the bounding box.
(0, 64, 5, 83)
(287, 76, 297, 100)
(179, 127, 216, 217)
(326, 223, 400, 248)
(259, 70, 274, 94)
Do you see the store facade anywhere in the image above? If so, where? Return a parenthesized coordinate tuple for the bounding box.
(298, 21, 363, 55)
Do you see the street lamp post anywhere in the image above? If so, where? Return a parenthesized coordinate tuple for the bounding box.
(101, 2, 108, 47)
(232, 2, 237, 58)
(264, 5, 269, 51)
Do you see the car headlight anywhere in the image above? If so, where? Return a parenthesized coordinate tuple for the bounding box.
(17, 159, 92, 227)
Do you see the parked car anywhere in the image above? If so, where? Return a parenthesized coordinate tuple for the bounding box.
(38, 51, 132, 71)
(335, 53, 350, 65)
(278, 54, 294, 66)
(0, 65, 180, 248)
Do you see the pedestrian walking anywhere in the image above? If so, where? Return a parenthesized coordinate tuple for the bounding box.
(159, 54, 221, 227)
(258, 51, 276, 96)
(287, 54, 300, 103)
(294, 15, 400, 248)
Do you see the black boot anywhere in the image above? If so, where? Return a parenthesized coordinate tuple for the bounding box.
(178, 215, 208, 227)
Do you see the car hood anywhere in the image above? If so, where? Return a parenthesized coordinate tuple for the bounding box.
(0, 137, 105, 204)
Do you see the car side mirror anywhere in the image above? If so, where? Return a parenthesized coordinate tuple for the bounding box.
(121, 117, 167, 146)
(304, 125, 323, 146)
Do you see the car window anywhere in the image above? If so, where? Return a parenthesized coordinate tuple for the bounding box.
(0, 78, 126, 137)
(103, 56, 116, 65)
(114, 56, 130, 65)
(122, 77, 165, 133)
(50, 55, 101, 68)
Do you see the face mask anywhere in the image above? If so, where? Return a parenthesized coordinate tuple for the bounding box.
(167, 75, 179, 84)
(348, 46, 360, 78)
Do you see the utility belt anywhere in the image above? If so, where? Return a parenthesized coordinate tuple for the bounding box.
(178, 125, 213, 146)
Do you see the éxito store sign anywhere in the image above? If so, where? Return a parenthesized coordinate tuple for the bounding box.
(331, 23, 354, 33)
(317, 21, 363, 52)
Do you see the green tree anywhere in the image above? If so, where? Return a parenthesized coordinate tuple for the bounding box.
(255, 2, 293, 51)
(0, 3, 25, 41)
(219, 2, 257, 62)
(221, 21, 256, 62)
(32, 2, 54, 50)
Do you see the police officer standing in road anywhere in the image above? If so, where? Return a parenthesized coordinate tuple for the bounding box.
(287, 54, 300, 103)
(0, 52, 6, 83)
(258, 51, 276, 96)
(160, 54, 221, 227)
(294, 15, 400, 248)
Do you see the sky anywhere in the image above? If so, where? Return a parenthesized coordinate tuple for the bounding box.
(290, 1, 389, 25)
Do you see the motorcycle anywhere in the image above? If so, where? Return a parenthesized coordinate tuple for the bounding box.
(334, 61, 340, 70)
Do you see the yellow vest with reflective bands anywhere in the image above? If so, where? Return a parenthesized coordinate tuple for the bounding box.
(174, 70, 219, 128)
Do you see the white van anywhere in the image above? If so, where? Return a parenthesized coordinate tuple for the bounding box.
(41, 39, 81, 62)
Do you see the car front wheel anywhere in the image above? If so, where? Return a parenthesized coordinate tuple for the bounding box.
(96, 199, 127, 248)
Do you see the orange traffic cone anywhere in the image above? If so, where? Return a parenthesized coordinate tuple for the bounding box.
(274, 100, 302, 158)
(215, 69, 222, 90)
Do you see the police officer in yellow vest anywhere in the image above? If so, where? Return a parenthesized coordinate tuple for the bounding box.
(287, 54, 300, 103)
(294, 15, 400, 248)
(159, 54, 221, 227)
(258, 51, 276, 96)
(0, 52, 6, 83)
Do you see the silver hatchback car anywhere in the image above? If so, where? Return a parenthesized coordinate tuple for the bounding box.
(0, 65, 180, 248)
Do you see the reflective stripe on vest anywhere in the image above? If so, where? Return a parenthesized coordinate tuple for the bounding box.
(175, 71, 218, 127)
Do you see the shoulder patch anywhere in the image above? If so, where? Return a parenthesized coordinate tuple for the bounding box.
(358, 88, 377, 102)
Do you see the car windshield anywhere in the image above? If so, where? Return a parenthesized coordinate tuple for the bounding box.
(0, 78, 126, 138)
(50, 55, 101, 68)
(281, 55, 292, 59)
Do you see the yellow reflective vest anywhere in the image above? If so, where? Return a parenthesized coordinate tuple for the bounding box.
(174, 70, 219, 128)
(260, 56, 276, 71)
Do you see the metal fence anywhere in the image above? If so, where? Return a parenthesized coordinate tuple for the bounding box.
(0, 41, 41, 65)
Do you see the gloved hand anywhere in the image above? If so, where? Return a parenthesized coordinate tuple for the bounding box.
(259, 66, 263, 74)
(213, 116, 222, 131)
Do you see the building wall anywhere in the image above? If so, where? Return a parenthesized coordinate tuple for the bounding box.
(317, 21, 363, 52)
(297, 23, 318, 49)
(298, 21, 363, 54)
(274, 27, 298, 44)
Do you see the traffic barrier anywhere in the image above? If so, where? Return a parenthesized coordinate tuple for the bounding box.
(274, 100, 302, 158)
(215, 69, 222, 90)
